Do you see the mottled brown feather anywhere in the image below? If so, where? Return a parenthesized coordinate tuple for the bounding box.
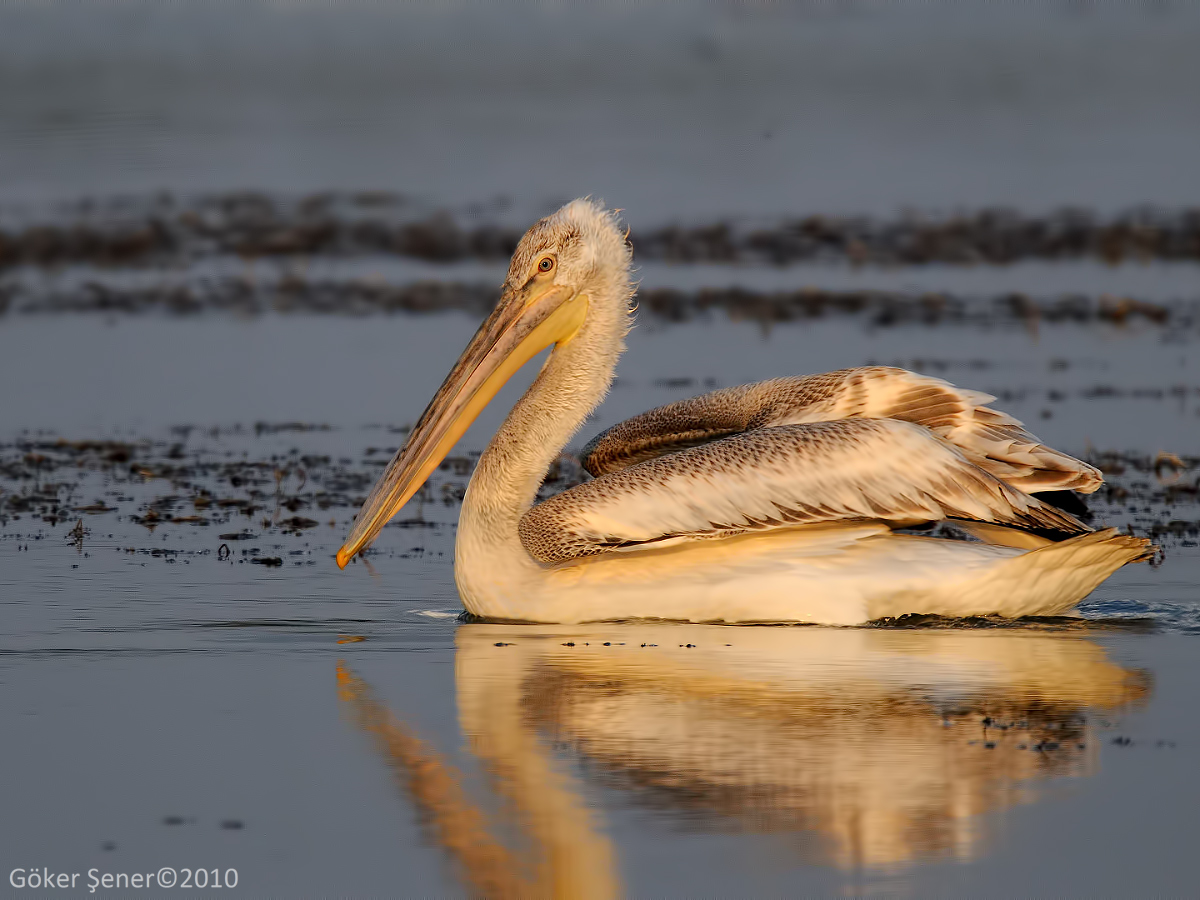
(525, 418, 1089, 564)
(581, 367, 1102, 494)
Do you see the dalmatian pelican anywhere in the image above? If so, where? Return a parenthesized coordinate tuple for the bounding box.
(336, 199, 1150, 624)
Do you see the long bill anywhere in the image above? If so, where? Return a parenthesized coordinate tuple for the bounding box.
(336, 283, 589, 568)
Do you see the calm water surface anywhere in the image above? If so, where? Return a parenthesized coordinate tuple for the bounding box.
(2, 309, 1197, 896)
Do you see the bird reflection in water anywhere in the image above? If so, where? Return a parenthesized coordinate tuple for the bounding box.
(337, 626, 1148, 893)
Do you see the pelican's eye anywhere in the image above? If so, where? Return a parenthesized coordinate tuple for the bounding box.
(537, 256, 555, 273)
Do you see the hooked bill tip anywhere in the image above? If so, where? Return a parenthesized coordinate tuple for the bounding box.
(336, 547, 352, 569)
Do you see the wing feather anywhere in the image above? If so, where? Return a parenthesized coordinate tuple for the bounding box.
(524, 418, 1089, 564)
(581, 367, 1101, 494)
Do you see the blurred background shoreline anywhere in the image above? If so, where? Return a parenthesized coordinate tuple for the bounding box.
(2, 2, 1198, 216)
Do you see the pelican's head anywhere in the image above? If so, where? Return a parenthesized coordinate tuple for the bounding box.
(336, 199, 632, 568)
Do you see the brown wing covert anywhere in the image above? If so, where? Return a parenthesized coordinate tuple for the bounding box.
(528, 417, 1090, 564)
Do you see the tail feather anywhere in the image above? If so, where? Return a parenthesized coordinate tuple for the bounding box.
(953, 528, 1154, 617)
(872, 527, 1154, 620)
(938, 418, 1103, 495)
(821, 369, 1104, 495)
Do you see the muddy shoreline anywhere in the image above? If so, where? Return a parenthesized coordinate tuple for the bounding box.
(3, 194, 1200, 270)
(3, 277, 1195, 329)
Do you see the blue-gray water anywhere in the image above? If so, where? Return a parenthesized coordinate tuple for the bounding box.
(2, 2, 1199, 217)
(2, 3, 1198, 897)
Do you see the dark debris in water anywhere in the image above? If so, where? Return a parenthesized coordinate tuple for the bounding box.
(871, 613, 1158, 632)
(636, 287, 1192, 329)
(0, 430, 590, 558)
(4, 276, 1197, 331)
(3, 193, 1200, 269)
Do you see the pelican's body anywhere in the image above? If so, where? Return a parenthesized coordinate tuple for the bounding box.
(338, 200, 1151, 624)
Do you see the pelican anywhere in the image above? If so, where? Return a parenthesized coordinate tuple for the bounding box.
(336, 199, 1151, 624)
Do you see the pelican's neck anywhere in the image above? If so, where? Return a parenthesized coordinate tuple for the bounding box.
(473, 340, 607, 521)
(456, 291, 627, 604)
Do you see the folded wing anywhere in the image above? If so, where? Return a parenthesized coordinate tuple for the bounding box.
(581, 367, 1101, 494)
(523, 418, 1090, 564)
